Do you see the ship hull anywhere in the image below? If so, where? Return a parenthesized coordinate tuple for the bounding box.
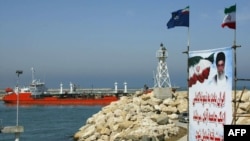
(3, 93, 118, 106)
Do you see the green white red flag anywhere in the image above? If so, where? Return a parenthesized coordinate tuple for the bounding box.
(221, 4, 236, 29)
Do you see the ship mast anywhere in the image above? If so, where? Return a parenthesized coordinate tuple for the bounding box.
(31, 67, 35, 83)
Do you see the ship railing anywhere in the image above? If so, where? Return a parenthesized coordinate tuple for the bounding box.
(47, 88, 142, 95)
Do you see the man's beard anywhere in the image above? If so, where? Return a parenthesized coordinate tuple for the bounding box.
(218, 71, 225, 80)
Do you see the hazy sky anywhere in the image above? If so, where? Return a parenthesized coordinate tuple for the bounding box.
(1, 0, 250, 89)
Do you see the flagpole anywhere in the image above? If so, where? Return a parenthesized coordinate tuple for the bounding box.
(232, 3, 240, 125)
(187, 26, 190, 141)
(232, 25, 242, 124)
(181, 20, 190, 141)
(182, 22, 190, 141)
(166, 5, 190, 140)
(188, 7, 190, 126)
(232, 27, 236, 125)
(183, 7, 190, 141)
(230, 3, 250, 125)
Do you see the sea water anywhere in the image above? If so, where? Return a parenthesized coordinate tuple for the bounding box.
(0, 101, 102, 141)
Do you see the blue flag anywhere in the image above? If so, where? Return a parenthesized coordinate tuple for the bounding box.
(167, 6, 189, 29)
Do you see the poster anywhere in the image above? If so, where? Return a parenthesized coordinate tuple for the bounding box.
(188, 47, 233, 140)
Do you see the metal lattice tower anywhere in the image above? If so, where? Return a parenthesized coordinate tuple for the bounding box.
(154, 43, 171, 88)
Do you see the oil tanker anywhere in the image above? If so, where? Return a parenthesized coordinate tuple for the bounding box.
(2, 89, 118, 106)
(2, 68, 120, 106)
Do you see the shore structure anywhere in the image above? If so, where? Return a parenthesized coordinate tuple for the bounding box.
(153, 43, 174, 99)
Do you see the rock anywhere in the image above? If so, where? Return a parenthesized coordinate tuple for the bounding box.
(79, 124, 95, 139)
(152, 113, 169, 125)
(168, 113, 179, 120)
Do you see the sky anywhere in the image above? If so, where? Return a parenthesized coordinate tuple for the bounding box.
(0, 0, 250, 90)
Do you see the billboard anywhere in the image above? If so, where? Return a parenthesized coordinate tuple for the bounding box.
(188, 47, 233, 140)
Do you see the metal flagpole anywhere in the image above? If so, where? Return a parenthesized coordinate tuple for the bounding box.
(233, 25, 237, 125)
(187, 25, 190, 141)
(187, 6, 190, 141)
(181, 7, 190, 141)
(187, 5, 190, 91)
(182, 21, 190, 141)
(232, 3, 241, 124)
(231, 3, 250, 125)
(232, 26, 241, 124)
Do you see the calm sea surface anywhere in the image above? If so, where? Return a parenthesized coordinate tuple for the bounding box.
(0, 101, 102, 141)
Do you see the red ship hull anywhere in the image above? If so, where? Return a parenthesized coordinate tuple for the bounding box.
(3, 93, 118, 106)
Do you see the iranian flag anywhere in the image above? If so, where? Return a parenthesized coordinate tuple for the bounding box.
(188, 53, 214, 87)
(221, 4, 236, 29)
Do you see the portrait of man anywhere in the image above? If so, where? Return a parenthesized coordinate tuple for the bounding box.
(213, 52, 228, 86)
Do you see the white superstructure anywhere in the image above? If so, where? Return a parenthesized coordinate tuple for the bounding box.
(29, 67, 48, 96)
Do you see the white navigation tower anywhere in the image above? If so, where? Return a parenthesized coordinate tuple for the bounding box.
(154, 43, 171, 88)
(114, 82, 118, 93)
(123, 82, 127, 93)
(153, 43, 172, 99)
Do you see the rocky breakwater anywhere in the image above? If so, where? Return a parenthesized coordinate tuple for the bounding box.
(73, 89, 250, 141)
(74, 90, 188, 141)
